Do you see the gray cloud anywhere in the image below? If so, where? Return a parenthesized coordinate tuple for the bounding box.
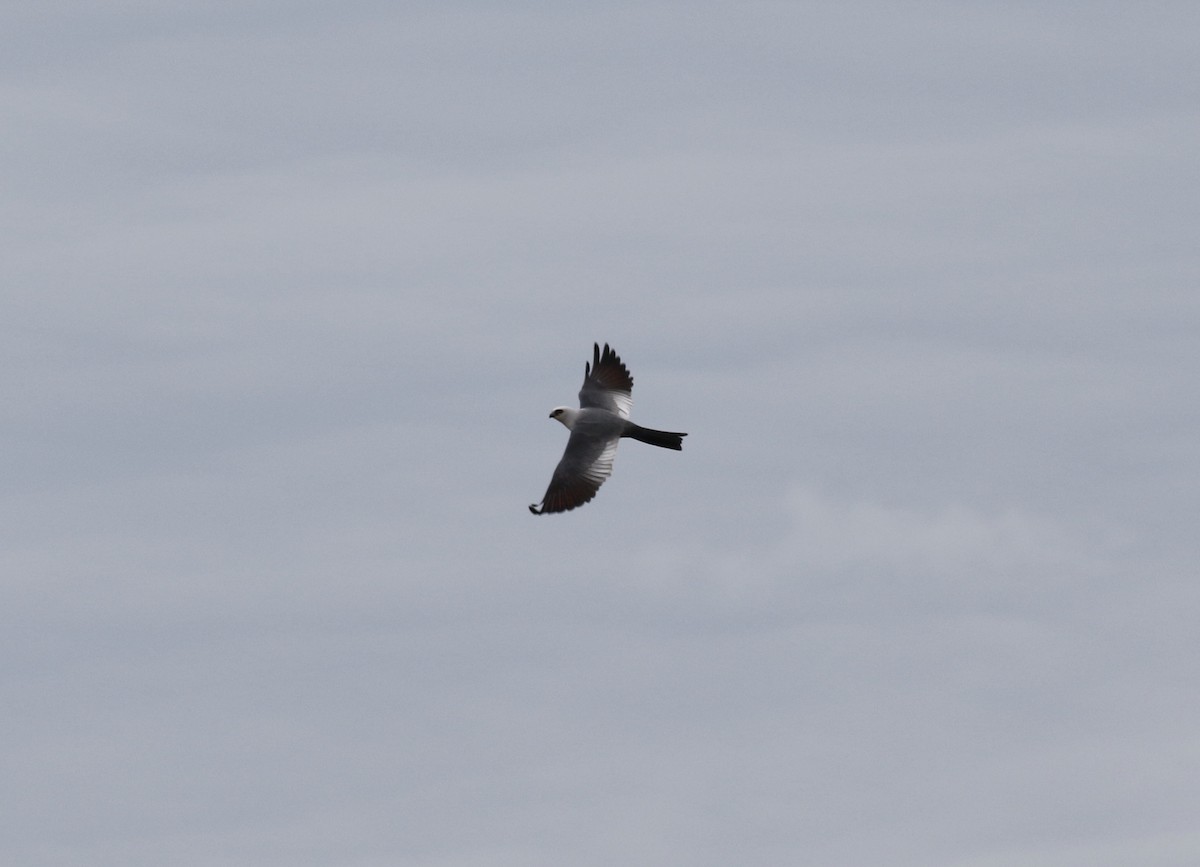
(3, 2, 1199, 865)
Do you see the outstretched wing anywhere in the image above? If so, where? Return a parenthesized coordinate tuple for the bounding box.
(578, 343, 633, 419)
(529, 429, 620, 515)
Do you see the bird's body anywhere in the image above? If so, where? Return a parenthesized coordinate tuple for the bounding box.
(529, 343, 686, 515)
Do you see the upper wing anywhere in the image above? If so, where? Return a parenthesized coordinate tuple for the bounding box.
(578, 343, 633, 419)
(528, 429, 620, 514)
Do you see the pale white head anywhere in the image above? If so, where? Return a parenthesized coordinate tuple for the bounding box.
(548, 406, 579, 429)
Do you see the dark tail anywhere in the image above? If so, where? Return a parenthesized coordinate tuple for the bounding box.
(624, 423, 687, 451)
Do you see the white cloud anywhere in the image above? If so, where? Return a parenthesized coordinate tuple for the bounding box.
(629, 486, 1099, 618)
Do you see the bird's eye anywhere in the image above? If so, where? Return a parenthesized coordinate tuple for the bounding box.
(552, 409, 561, 416)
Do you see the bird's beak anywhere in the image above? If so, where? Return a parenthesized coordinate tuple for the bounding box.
(548, 412, 554, 418)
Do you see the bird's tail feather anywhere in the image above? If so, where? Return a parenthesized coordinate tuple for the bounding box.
(625, 424, 687, 450)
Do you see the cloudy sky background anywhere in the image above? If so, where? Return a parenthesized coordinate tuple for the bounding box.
(4, 2, 1199, 865)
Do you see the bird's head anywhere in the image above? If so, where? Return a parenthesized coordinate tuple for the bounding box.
(548, 407, 578, 429)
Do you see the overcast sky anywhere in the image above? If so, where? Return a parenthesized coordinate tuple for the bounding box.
(4, 3, 1199, 865)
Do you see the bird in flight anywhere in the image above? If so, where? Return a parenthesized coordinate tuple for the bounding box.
(529, 343, 687, 515)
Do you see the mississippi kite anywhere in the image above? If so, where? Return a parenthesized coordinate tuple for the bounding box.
(529, 343, 687, 515)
